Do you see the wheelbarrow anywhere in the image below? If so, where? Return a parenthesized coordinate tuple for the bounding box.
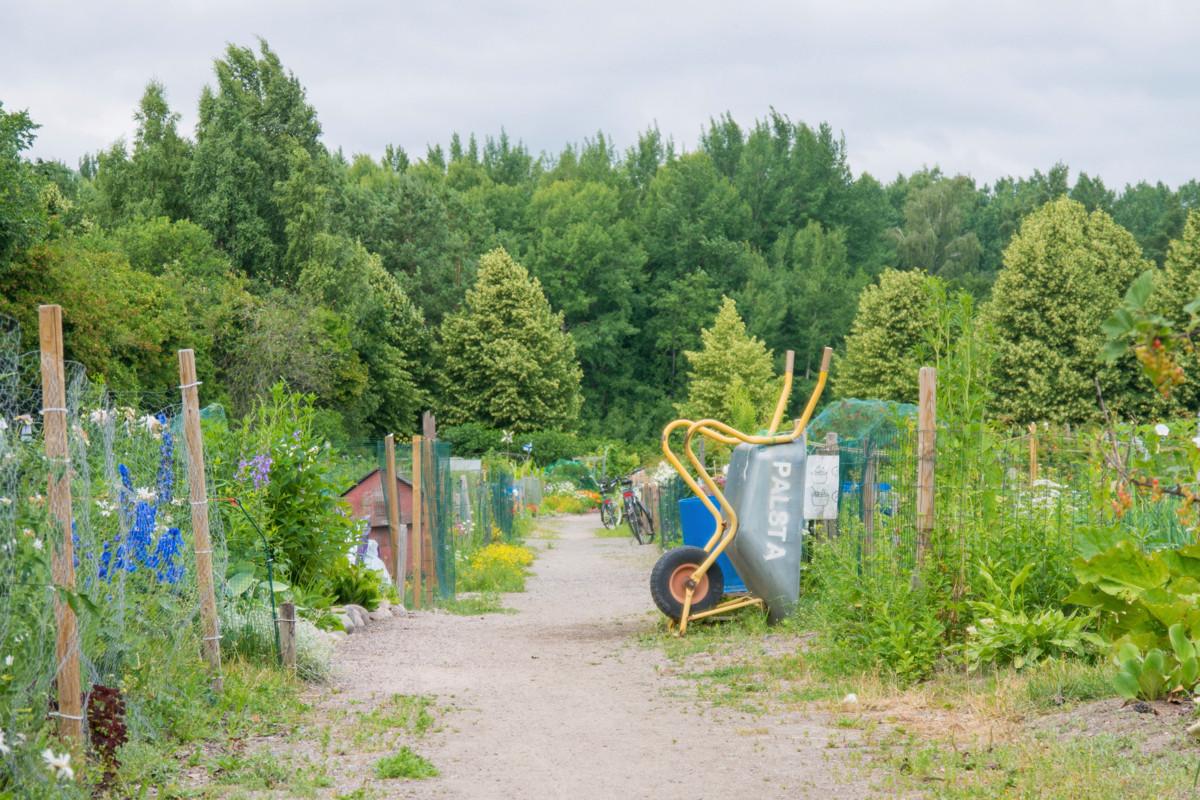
(650, 346, 832, 634)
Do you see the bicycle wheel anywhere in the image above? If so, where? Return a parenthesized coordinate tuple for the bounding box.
(600, 501, 616, 529)
(625, 500, 645, 544)
(635, 502, 655, 543)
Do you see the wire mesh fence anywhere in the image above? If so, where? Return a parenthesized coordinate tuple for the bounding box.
(0, 312, 281, 790)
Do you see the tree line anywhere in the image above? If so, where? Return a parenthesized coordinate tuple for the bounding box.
(2, 39, 1197, 443)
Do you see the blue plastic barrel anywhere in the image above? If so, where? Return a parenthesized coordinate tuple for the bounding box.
(678, 496, 747, 594)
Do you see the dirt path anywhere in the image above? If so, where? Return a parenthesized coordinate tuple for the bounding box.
(321, 514, 872, 799)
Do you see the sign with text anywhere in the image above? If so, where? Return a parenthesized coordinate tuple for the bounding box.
(803, 455, 839, 520)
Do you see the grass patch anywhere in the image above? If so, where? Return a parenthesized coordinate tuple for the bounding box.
(439, 592, 515, 615)
(374, 747, 439, 780)
(111, 658, 309, 795)
(878, 727, 1200, 799)
(350, 694, 436, 748)
(595, 522, 632, 538)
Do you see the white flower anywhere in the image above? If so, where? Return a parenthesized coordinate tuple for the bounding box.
(0, 497, 10, 506)
(842, 693, 858, 704)
(140, 415, 162, 434)
(32, 539, 42, 552)
(95, 499, 116, 517)
(136, 487, 157, 504)
(88, 409, 113, 426)
(42, 749, 72, 781)
(500, 430, 514, 444)
(1155, 423, 1170, 437)
(4, 655, 11, 667)
(0, 731, 8, 755)
(0, 418, 6, 431)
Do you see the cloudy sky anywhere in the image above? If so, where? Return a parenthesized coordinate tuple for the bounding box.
(4, 0, 1198, 188)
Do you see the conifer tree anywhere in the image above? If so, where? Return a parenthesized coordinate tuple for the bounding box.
(438, 248, 582, 431)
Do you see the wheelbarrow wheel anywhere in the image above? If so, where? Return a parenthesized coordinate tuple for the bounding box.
(650, 546, 724, 621)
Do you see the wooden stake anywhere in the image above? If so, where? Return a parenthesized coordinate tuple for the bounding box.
(384, 434, 406, 592)
(178, 349, 223, 692)
(1028, 422, 1039, 483)
(411, 435, 423, 609)
(279, 602, 296, 672)
(422, 411, 437, 440)
(38, 305, 83, 743)
(915, 366, 937, 577)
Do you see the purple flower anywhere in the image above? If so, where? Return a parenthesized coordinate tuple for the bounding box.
(236, 452, 273, 490)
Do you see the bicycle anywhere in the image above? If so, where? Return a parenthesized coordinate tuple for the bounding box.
(620, 475, 655, 545)
(598, 477, 623, 529)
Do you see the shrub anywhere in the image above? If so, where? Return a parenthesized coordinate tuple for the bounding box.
(539, 494, 588, 515)
(457, 543, 535, 593)
(219, 385, 361, 590)
(328, 558, 384, 611)
(961, 562, 1102, 671)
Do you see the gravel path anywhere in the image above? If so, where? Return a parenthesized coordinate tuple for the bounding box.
(325, 513, 871, 799)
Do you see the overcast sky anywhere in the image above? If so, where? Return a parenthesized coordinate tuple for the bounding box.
(4, 1, 1198, 188)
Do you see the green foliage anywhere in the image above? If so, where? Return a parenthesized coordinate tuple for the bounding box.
(962, 563, 1102, 671)
(220, 385, 361, 590)
(837, 268, 941, 402)
(892, 175, 983, 288)
(439, 247, 583, 431)
(800, 545, 947, 685)
(1110, 623, 1200, 700)
(328, 559, 384, 611)
(374, 747, 438, 780)
(1067, 535, 1200, 653)
(455, 542, 534, 593)
(0, 102, 46, 264)
(678, 296, 777, 426)
(986, 197, 1150, 422)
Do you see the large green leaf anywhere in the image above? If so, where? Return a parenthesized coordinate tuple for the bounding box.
(1073, 541, 1168, 597)
(1074, 526, 1125, 560)
(227, 572, 257, 596)
(1113, 670, 1140, 700)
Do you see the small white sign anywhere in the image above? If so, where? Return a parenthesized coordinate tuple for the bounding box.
(804, 455, 839, 520)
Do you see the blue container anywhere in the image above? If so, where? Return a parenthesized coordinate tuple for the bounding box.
(678, 496, 747, 594)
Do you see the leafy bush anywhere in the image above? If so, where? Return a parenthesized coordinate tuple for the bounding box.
(218, 385, 361, 590)
(962, 562, 1102, 670)
(328, 558, 384, 611)
(456, 543, 535, 593)
(1066, 529, 1200, 651)
(440, 422, 593, 466)
(539, 493, 589, 515)
(801, 545, 946, 684)
(1111, 624, 1200, 700)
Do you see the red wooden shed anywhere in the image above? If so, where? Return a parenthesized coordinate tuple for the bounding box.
(341, 469, 413, 582)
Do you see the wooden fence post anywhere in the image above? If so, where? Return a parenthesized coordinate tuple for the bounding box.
(422, 436, 437, 605)
(1028, 422, 1039, 483)
(178, 349, 223, 692)
(384, 434, 406, 596)
(411, 435, 423, 609)
(422, 411, 437, 441)
(38, 305, 83, 743)
(279, 601, 296, 672)
(915, 366, 936, 578)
